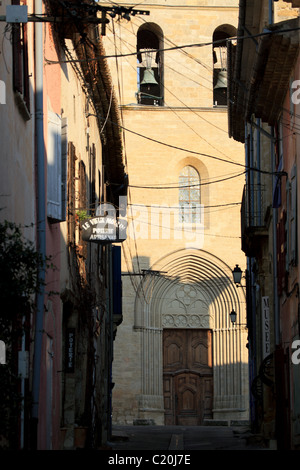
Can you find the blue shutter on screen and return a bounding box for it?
[47,111,62,220]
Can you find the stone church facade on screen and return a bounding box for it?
[102,0,249,425]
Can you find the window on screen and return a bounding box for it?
[12,0,30,118]
[137,24,163,106]
[47,112,68,221]
[179,166,201,223]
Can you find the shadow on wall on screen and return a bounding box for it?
[113,249,249,425]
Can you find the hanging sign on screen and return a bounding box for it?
[66,328,75,373]
[81,216,127,243]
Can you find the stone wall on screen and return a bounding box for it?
[103,1,249,425]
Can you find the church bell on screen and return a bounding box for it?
[214,70,227,89]
[141,68,158,86]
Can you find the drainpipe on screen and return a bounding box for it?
[271,128,280,346]
[31,0,46,449]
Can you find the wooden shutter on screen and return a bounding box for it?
[47,111,62,220]
[61,118,68,221]
[67,142,76,245]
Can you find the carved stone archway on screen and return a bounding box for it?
[134,249,249,424]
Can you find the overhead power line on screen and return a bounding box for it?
[125,171,246,190]
[85,111,284,176]
[110,119,279,176]
[45,25,300,64]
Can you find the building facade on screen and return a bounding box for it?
[0,0,127,450]
[228,0,300,449]
[102,0,249,426]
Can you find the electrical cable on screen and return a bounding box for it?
[119,169,246,186]
[128,201,241,210]
[44,25,300,63]
[125,212,242,239]
[57,6,296,246]
[100,22,299,171]
[124,171,245,189]
[60,37,283,182]
[102,27,236,166]
[107,17,300,145]
[100,116,278,175]
[111,20,148,300]
[133,14,215,74]
[107,17,214,85]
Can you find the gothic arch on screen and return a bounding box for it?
[134,248,244,329]
[134,248,248,424]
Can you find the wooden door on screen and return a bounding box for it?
[163,329,213,425]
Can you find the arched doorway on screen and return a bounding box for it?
[134,249,249,425]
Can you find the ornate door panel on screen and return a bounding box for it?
[175,372,201,425]
[163,329,213,425]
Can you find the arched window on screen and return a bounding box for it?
[137,24,163,106]
[179,166,201,223]
[213,25,236,106]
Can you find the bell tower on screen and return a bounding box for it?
[102,0,248,426]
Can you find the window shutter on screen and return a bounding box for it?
[47,111,62,220]
[67,142,76,245]
[61,118,68,221]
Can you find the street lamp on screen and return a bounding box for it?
[229,309,237,324]
[232,264,243,285]
[229,309,247,328]
[230,265,247,328]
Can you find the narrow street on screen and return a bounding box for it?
[109,425,268,451]
[1,0,300,452]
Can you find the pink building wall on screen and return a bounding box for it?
[37,22,62,450]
